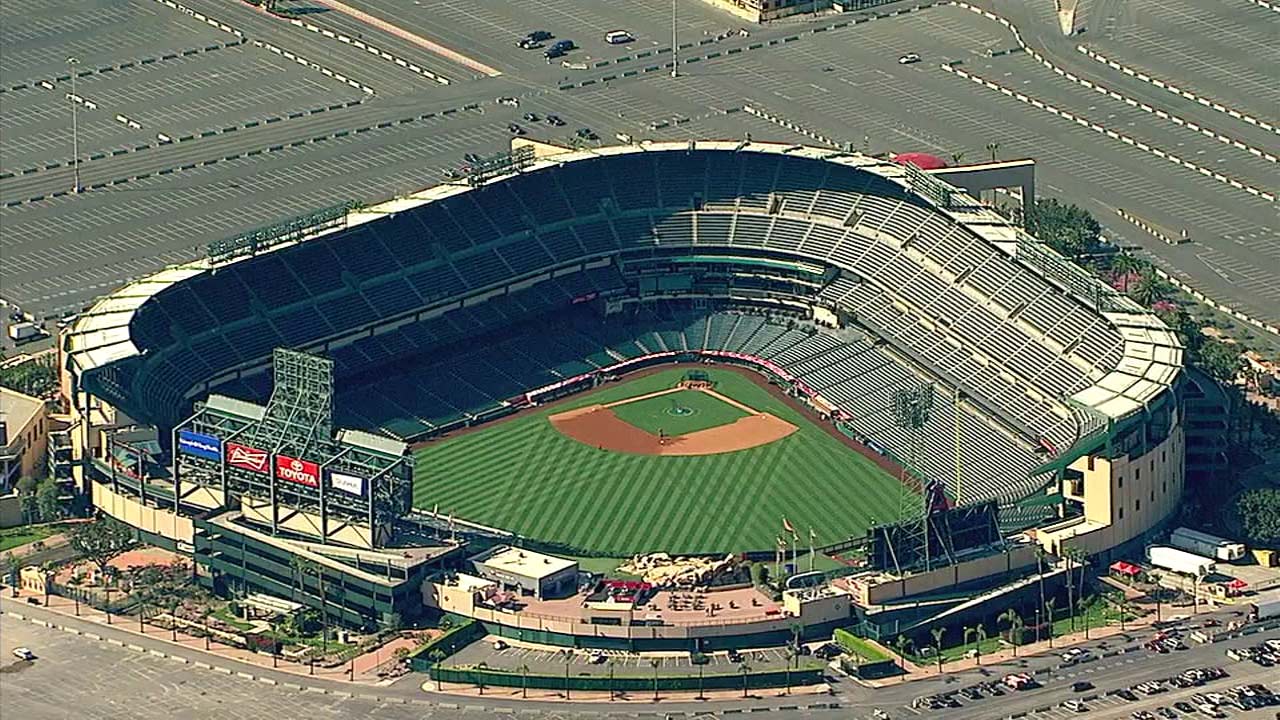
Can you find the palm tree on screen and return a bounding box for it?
[268,616,280,668]
[201,607,213,650]
[521,663,531,699]
[950,151,966,166]
[986,142,1000,163]
[606,660,614,701]
[784,647,796,694]
[430,649,446,691]
[892,635,912,677]
[930,627,946,675]
[1078,596,1093,640]
[739,661,752,698]
[650,658,661,702]
[963,626,978,664]
[975,625,988,665]
[1111,252,1141,292]
[999,609,1022,656]
[1132,268,1170,307]
[1044,598,1057,648]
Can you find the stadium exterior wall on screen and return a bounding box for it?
[1038,413,1185,561]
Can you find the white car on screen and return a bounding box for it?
[492,639,508,651]
[604,30,634,44]
[898,53,921,64]
[11,647,35,661]
[495,96,520,107]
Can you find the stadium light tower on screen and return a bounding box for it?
[67,56,82,193]
[893,384,935,567]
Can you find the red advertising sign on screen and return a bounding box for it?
[226,442,270,474]
[275,454,320,488]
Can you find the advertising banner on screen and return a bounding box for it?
[177,430,222,461]
[329,471,364,496]
[226,442,270,474]
[275,454,320,488]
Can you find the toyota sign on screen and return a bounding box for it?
[275,455,320,487]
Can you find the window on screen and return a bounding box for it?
[1136,468,1141,480]
[1119,508,1124,520]
[1087,456,1095,471]
[1136,499,1141,512]
[1118,475,1123,489]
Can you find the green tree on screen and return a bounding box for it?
[68,516,135,574]
[17,476,39,524]
[1025,198,1101,258]
[1235,488,1280,546]
[0,356,57,397]
[36,478,61,523]
[1195,339,1244,383]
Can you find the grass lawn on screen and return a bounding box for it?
[0,524,62,553]
[212,606,253,631]
[835,632,892,662]
[414,366,906,555]
[608,389,747,436]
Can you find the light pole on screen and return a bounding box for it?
[671,0,678,78]
[67,56,82,193]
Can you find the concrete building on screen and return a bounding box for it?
[469,546,579,600]
[1,387,48,492]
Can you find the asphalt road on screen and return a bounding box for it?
[2,591,1277,720]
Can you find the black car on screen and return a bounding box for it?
[1174,702,1196,713]
[1156,708,1178,719]
[1073,681,1095,693]
[814,643,842,660]
[576,127,598,140]
[961,687,984,701]
[517,30,553,48]
[545,114,565,126]
[522,112,539,122]
[507,123,525,135]
[1117,689,1140,702]
[726,649,742,663]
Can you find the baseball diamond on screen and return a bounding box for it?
[412,366,905,556]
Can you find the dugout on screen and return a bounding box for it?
[470,546,579,600]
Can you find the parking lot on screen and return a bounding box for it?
[449,635,814,679]
[0,0,1275,330]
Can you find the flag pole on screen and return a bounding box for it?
[808,528,815,572]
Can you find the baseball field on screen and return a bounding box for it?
[412,366,907,555]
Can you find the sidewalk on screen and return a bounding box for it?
[419,679,832,704]
[5,585,396,685]
[856,600,1189,688]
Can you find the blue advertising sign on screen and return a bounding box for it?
[178,430,222,461]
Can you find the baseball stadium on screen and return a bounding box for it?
[58,140,1184,641]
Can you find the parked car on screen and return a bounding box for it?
[814,643,842,660]
[898,53,921,64]
[575,127,598,140]
[544,39,575,59]
[605,30,634,44]
[495,96,520,107]
[492,639,508,651]
[1073,681,1095,693]
[522,112,539,122]
[544,114,565,126]
[507,123,525,135]
[1156,708,1178,719]
[1061,699,1087,713]
[518,30,553,48]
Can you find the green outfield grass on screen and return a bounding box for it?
[414,366,908,555]
[608,388,748,436]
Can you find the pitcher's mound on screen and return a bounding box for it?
[549,404,797,456]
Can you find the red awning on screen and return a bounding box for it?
[1110,561,1141,576]
[1227,579,1248,590]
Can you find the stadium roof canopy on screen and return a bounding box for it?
[62,140,1180,456]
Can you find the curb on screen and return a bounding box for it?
[946,2,1275,203]
[1074,45,1277,135]
[290,18,450,84]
